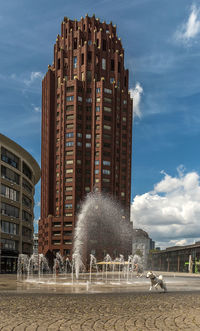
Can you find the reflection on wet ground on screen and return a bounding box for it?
[1,272,200,294]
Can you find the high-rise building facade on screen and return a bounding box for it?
[39,15,133,260]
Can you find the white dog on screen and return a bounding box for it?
[146,271,167,292]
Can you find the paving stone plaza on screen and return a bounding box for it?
[1,274,200,330]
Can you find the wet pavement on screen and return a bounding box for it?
[0,273,200,330]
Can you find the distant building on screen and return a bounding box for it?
[33,233,38,254]
[151,242,200,273]
[39,15,133,262]
[132,229,154,268]
[0,134,40,273]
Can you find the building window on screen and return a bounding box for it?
[96,97,101,103]
[1,202,19,218]
[66,132,74,138]
[22,195,32,209]
[103,178,110,183]
[65,178,73,182]
[103,160,111,166]
[65,195,73,200]
[66,169,73,174]
[66,105,74,111]
[104,88,112,94]
[103,169,110,175]
[104,97,112,103]
[66,86,74,92]
[66,95,74,102]
[65,186,72,191]
[1,221,19,235]
[77,133,82,138]
[77,142,82,147]
[111,59,114,71]
[103,125,111,130]
[66,124,74,129]
[66,115,74,121]
[85,187,90,192]
[65,204,73,209]
[103,39,106,51]
[95,160,99,165]
[96,106,100,112]
[86,71,92,82]
[110,77,115,84]
[86,143,91,148]
[1,184,19,202]
[96,88,101,93]
[78,96,82,102]
[95,170,99,174]
[88,40,92,46]
[77,160,81,165]
[66,160,73,165]
[1,147,19,169]
[123,100,127,104]
[73,56,77,68]
[66,150,73,156]
[86,134,91,139]
[22,179,33,195]
[102,58,106,70]
[66,141,74,147]
[86,97,92,103]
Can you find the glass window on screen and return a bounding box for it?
[86,134,91,139]
[86,97,92,103]
[96,106,100,112]
[103,125,111,130]
[86,143,91,148]
[96,88,101,93]
[96,97,101,103]
[77,142,82,147]
[66,95,74,102]
[66,141,74,147]
[110,77,115,84]
[1,202,19,218]
[66,115,74,121]
[103,160,111,166]
[95,169,99,174]
[73,56,77,68]
[66,169,73,174]
[23,162,32,180]
[65,204,73,209]
[66,160,73,165]
[77,133,82,138]
[66,105,74,111]
[102,58,106,70]
[1,165,20,185]
[66,132,74,138]
[103,169,110,175]
[1,147,19,169]
[104,97,112,103]
[22,195,32,209]
[104,88,112,94]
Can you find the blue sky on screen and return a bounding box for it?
[1,0,200,246]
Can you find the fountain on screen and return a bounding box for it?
[17,193,146,292]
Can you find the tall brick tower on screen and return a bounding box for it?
[38,15,133,261]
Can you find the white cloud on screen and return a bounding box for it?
[131,166,200,248]
[31,104,41,113]
[24,71,43,86]
[175,4,200,43]
[129,82,143,119]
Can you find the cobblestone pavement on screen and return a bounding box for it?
[1,291,200,330]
